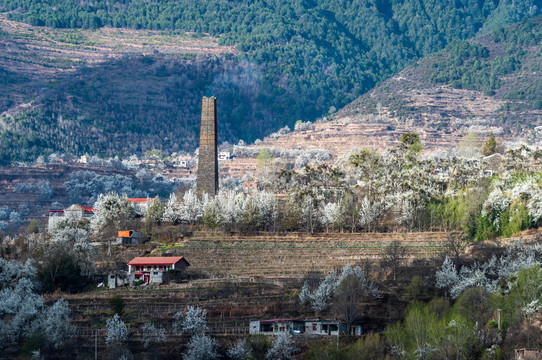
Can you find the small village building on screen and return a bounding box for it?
[480,153,504,175]
[218,151,231,161]
[244,181,259,192]
[249,319,305,335]
[127,256,190,284]
[173,156,191,168]
[108,273,127,289]
[515,348,542,360]
[116,230,142,244]
[304,320,362,336]
[250,319,362,336]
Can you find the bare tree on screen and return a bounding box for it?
[446,232,466,266]
[332,274,365,333]
[380,240,407,281]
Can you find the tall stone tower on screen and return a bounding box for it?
[197,96,218,196]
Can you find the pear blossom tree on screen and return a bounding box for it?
[0,259,75,350]
[173,306,208,335]
[173,306,219,360]
[141,323,166,349]
[265,333,298,360]
[184,334,220,360]
[106,313,128,346]
[435,242,542,299]
[227,338,252,360]
[90,192,136,236]
[43,298,75,350]
[300,264,379,312]
[162,192,182,224]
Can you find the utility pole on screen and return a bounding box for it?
[497,309,501,331]
[95,330,98,360]
[336,322,340,360]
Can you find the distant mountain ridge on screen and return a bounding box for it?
[0,0,541,164]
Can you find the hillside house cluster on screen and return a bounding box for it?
[173,156,191,168]
[249,319,362,336]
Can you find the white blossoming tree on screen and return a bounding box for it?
[141,323,166,349]
[43,298,75,349]
[227,338,252,360]
[265,333,298,360]
[106,313,128,346]
[90,192,136,236]
[173,306,208,335]
[183,334,220,360]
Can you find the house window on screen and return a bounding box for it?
[312,324,317,331]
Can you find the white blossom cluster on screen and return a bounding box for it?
[183,334,220,360]
[479,173,542,228]
[162,189,278,229]
[173,306,208,335]
[436,242,542,298]
[140,323,166,349]
[299,264,379,312]
[106,313,128,346]
[227,338,252,360]
[265,333,298,360]
[90,192,136,235]
[481,188,510,230]
[172,306,220,360]
[0,258,74,349]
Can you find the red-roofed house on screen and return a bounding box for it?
[128,256,190,283]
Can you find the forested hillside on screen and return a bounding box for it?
[341,14,542,135]
[0,0,541,163]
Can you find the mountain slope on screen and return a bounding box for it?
[0,1,541,163]
[339,15,542,140]
[243,15,542,160]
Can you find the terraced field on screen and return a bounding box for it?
[168,232,451,280]
[49,231,456,355]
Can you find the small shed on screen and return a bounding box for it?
[515,349,542,360]
[108,273,127,289]
[117,230,142,244]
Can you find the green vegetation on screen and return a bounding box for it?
[481,132,497,156]
[431,16,542,100]
[109,296,126,316]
